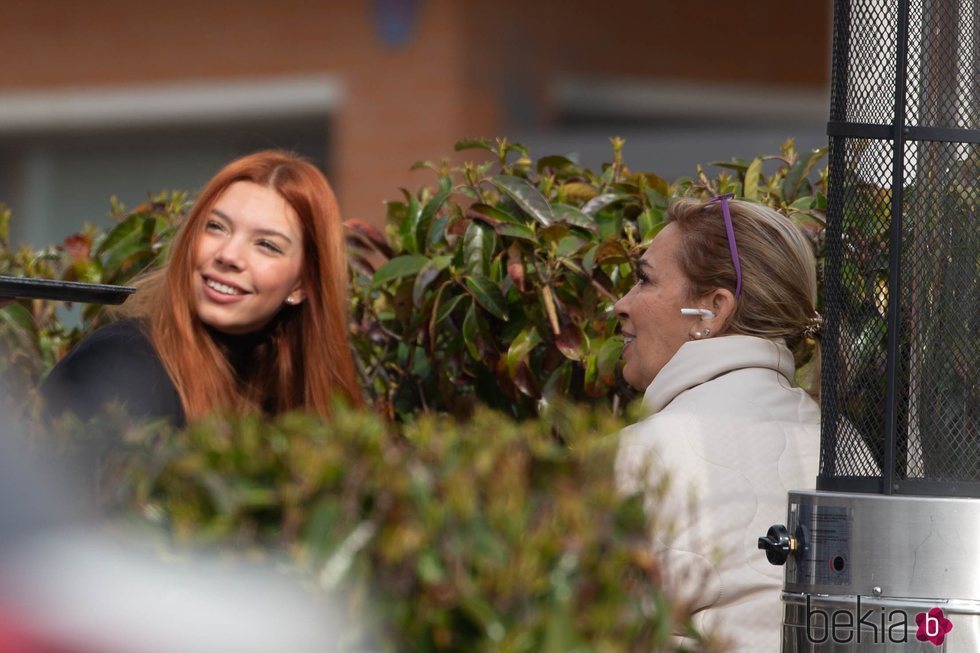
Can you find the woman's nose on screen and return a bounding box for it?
[613,292,631,320]
[214,238,245,269]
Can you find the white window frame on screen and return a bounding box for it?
[0,75,344,133]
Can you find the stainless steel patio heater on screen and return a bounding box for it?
[757,0,980,650]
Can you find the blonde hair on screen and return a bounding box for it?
[668,197,819,384]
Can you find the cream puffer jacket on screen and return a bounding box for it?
[616,335,820,652]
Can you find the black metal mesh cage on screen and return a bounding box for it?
[819,0,980,496]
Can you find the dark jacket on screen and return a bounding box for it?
[41,318,185,427]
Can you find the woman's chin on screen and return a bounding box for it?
[621,365,646,392]
[197,309,248,335]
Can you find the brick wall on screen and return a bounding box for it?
[0,0,830,226]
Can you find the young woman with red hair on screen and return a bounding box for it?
[42,150,362,426]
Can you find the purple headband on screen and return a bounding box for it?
[707,193,742,299]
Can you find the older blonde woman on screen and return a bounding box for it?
[616,195,821,651]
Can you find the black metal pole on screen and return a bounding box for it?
[818,0,852,487]
[882,0,911,495]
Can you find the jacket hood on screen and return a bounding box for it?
[642,335,796,413]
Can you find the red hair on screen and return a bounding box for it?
[128,150,362,419]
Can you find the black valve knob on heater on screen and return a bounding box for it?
[758,524,796,565]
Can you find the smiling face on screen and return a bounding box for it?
[192,181,305,335]
[614,223,697,390]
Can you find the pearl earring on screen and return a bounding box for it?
[694,327,711,339]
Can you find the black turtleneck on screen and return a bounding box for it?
[204,323,273,381]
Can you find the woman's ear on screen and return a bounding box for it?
[704,287,736,334]
[286,289,306,306]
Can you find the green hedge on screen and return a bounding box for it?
[350,138,826,421]
[0,137,827,423]
[98,402,721,652]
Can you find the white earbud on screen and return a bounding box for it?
[680,308,716,319]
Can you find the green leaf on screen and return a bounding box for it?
[467,203,520,225]
[711,158,751,173]
[581,192,630,217]
[491,175,554,227]
[782,147,827,201]
[466,276,507,320]
[536,155,581,175]
[412,255,451,306]
[417,550,446,584]
[795,358,816,391]
[511,359,538,398]
[582,352,603,397]
[462,301,480,360]
[791,210,826,229]
[495,223,536,242]
[96,214,143,258]
[561,182,599,202]
[790,196,818,210]
[538,223,571,243]
[459,595,504,637]
[303,500,342,556]
[433,291,465,325]
[384,201,407,252]
[454,138,494,153]
[141,213,158,241]
[639,171,671,197]
[0,302,34,331]
[596,336,624,386]
[372,254,430,286]
[502,140,529,158]
[541,600,578,652]
[637,207,665,240]
[555,235,585,258]
[506,326,542,376]
[542,362,572,399]
[426,214,450,250]
[463,221,495,277]
[815,190,828,210]
[0,205,10,245]
[853,317,887,371]
[743,157,763,200]
[399,190,422,254]
[551,203,596,231]
[555,320,586,361]
[582,244,598,276]
[99,221,154,279]
[417,190,452,252]
[594,240,630,265]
